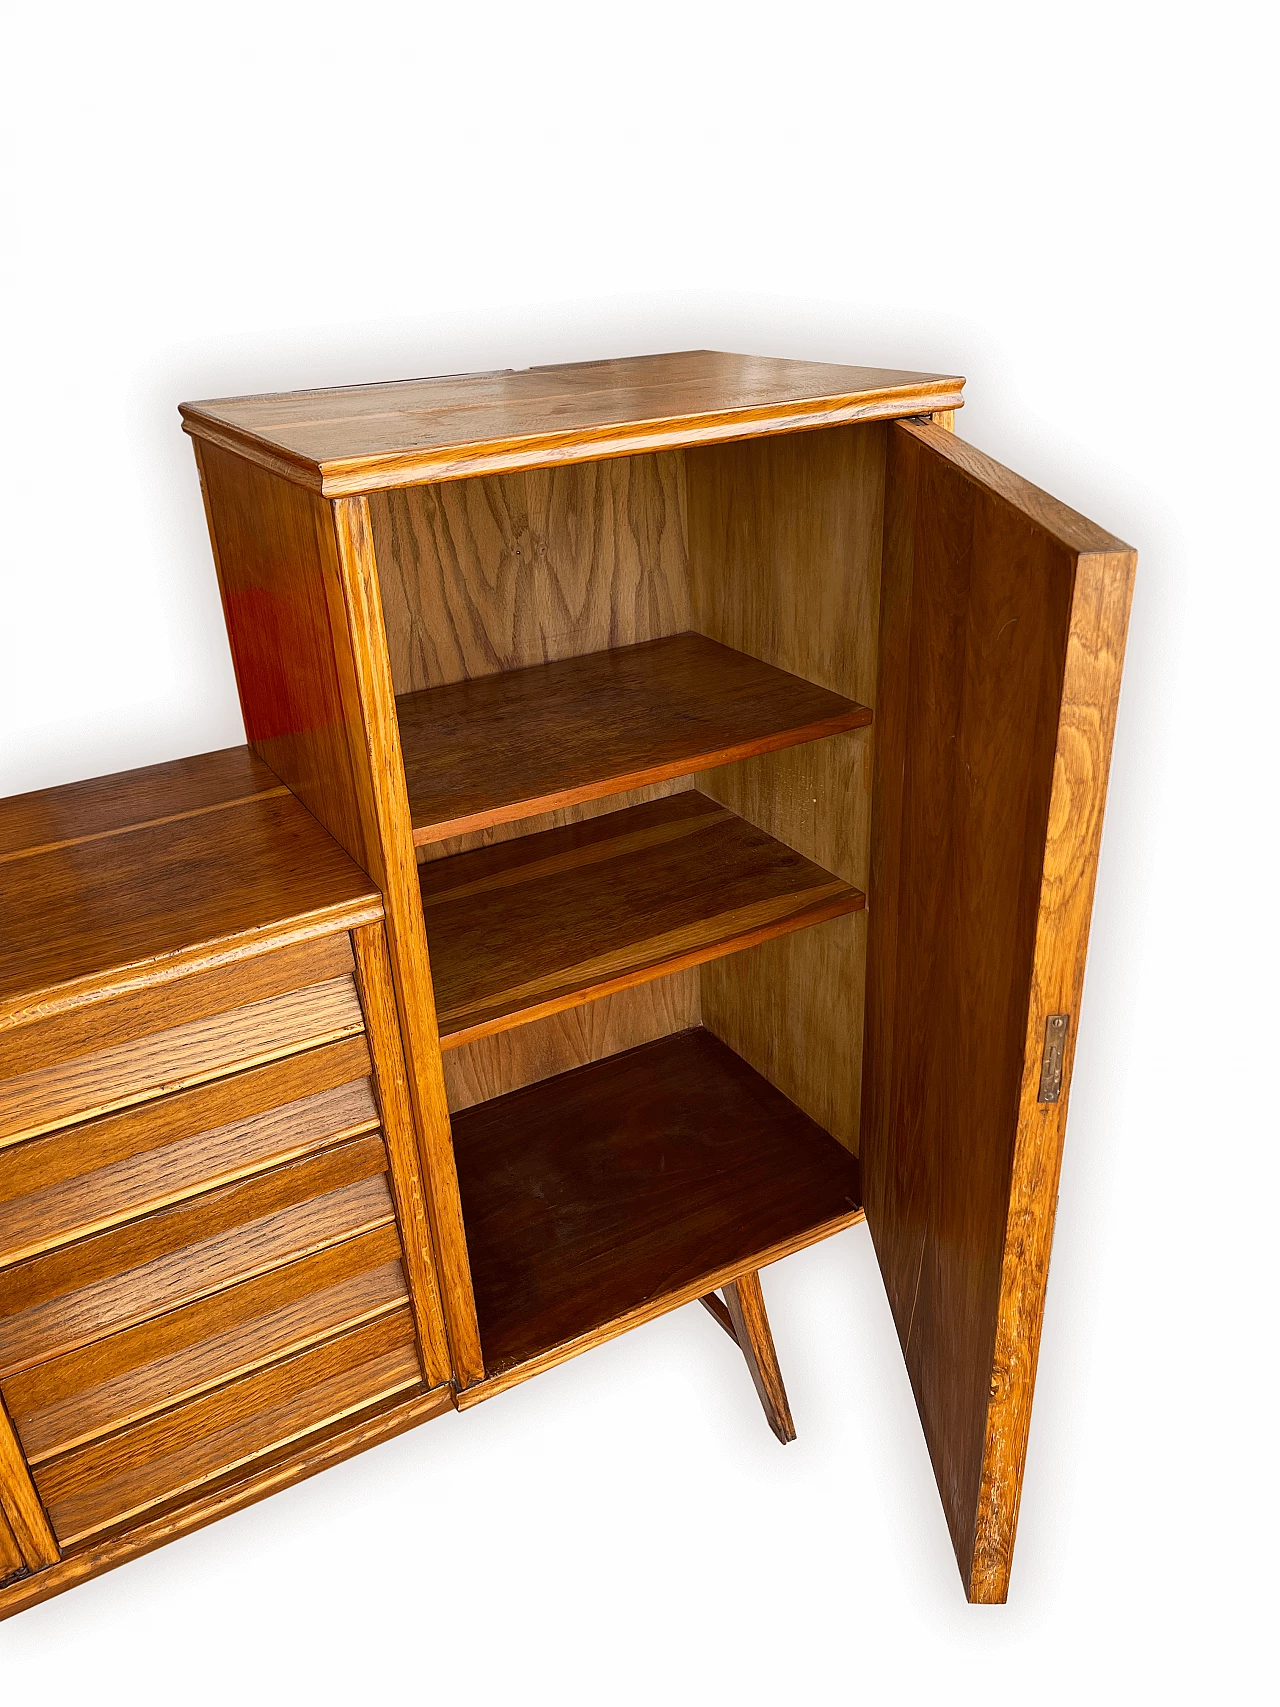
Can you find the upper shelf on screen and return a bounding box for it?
[179,349,966,495]
[397,633,872,845]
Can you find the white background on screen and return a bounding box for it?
[2,2,1275,1699]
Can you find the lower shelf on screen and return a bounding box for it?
[452,1028,864,1384]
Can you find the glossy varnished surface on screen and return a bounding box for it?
[453,1028,862,1378]
[0,747,380,1025]
[181,351,965,495]
[420,791,863,1047]
[399,633,871,844]
[862,418,1134,1601]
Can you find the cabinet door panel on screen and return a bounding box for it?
[864,418,1134,1602]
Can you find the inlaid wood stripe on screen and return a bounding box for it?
[436,884,857,1046]
[419,799,732,910]
[14,1258,408,1467]
[0,977,365,1147]
[0,1147,392,1377]
[0,1076,379,1269]
[36,1310,421,1548]
[0,788,291,866]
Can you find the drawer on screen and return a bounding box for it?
[0,1037,378,1268]
[32,1307,422,1548]
[5,1224,408,1465]
[0,935,364,1146]
[0,1135,396,1378]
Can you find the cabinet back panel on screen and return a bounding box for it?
[441,971,699,1113]
[370,453,689,694]
[688,422,886,1152]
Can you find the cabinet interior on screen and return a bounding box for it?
[365,421,887,1155]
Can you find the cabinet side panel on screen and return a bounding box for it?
[863,418,1134,1599]
[195,444,485,1386]
[193,442,379,879]
[687,423,886,1151]
[369,452,689,693]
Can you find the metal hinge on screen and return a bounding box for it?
[1037,1014,1069,1103]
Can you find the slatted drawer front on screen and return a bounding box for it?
[33,1307,422,1548]
[0,1037,378,1269]
[4,1226,406,1464]
[0,935,364,1145]
[0,1136,395,1378]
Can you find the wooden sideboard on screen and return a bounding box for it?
[0,351,1134,1612]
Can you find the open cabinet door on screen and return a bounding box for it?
[863,418,1135,1602]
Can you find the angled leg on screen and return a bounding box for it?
[701,1270,797,1444]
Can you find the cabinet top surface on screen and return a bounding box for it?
[180,349,966,495]
[0,747,381,1026]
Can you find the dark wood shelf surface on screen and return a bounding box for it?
[452,1028,864,1380]
[398,633,871,844]
[421,790,864,1050]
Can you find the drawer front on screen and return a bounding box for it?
[0,1037,378,1268]
[0,1135,395,1377]
[4,1225,407,1464]
[32,1307,421,1548]
[0,936,363,1145]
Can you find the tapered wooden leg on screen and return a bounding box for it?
[702,1270,797,1444]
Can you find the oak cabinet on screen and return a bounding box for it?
[0,351,1133,1615]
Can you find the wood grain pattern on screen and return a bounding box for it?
[0,976,365,1147]
[689,422,886,1152]
[441,972,700,1112]
[4,1227,406,1464]
[0,1395,58,1568]
[350,923,451,1388]
[371,453,689,692]
[0,761,379,1030]
[722,1272,796,1445]
[398,632,871,845]
[0,932,352,1089]
[969,513,1135,1602]
[0,1139,393,1376]
[453,1028,862,1379]
[35,1308,421,1547]
[329,497,485,1387]
[180,351,965,495]
[0,1039,377,1266]
[861,418,1134,1602]
[0,1504,21,1584]
[0,746,282,861]
[421,790,861,1048]
[0,1383,454,1620]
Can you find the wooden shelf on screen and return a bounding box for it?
[397,632,871,844]
[421,790,864,1050]
[452,1028,863,1382]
